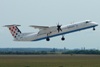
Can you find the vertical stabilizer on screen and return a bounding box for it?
[4,24,22,39]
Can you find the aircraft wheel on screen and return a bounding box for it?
[93,27,95,31]
[46,37,50,41]
[61,36,65,41]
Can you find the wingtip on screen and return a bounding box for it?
[29,25,33,27]
[29,25,37,27]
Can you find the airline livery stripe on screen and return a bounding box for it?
[32,25,97,41]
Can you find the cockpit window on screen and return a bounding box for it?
[86,20,91,23]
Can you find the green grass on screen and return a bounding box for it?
[0,55,100,67]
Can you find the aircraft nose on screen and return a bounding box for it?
[92,22,98,26]
[95,23,98,26]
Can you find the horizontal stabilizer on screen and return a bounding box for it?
[4,24,22,39]
[4,24,21,27]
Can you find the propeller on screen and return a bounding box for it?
[57,23,62,32]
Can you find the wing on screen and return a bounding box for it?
[30,25,49,30]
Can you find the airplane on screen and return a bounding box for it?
[4,20,98,41]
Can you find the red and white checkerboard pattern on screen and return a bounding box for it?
[9,26,21,38]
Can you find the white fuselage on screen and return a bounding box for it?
[15,20,98,41]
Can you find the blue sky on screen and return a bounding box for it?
[0,0,100,49]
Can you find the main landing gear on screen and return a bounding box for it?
[46,37,50,41]
[61,35,65,41]
[93,27,95,31]
[46,33,50,41]
[46,36,65,41]
[46,33,65,41]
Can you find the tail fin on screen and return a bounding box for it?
[4,24,22,39]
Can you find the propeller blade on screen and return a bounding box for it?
[57,23,62,32]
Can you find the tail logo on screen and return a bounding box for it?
[9,26,21,38]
